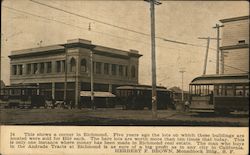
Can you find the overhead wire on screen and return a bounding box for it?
[29,0,218,51]
[5,5,243,72]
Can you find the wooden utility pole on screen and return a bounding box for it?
[64,50,68,102]
[145,0,162,119]
[198,37,217,75]
[179,69,185,101]
[90,50,95,110]
[213,24,223,74]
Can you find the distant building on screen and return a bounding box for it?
[220,16,249,74]
[9,38,142,106]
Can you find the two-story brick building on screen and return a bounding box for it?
[9,38,142,106]
[220,16,249,74]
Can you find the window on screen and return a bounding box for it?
[18,65,23,75]
[12,65,17,75]
[238,40,245,44]
[80,59,87,72]
[62,60,65,72]
[40,63,44,74]
[235,86,244,96]
[119,65,123,76]
[111,64,116,75]
[70,58,76,72]
[47,62,52,73]
[125,66,128,77]
[96,62,102,74]
[33,63,38,74]
[131,65,136,78]
[104,63,109,75]
[56,61,61,72]
[27,64,31,74]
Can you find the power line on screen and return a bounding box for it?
[3,5,217,61]
[29,0,216,50]
[3,6,220,76]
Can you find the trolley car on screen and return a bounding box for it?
[0,84,46,108]
[116,85,174,110]
[189,74,249,113]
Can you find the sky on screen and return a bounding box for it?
[1,0,249,90]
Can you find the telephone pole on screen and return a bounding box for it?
[145,0,162,119]
[179,69,185,101]
[198,37,217,75]
[213,24,223,74]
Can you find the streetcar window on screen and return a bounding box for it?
[235,86,244,96]
[245,86,249,96]
[226,85,234,96]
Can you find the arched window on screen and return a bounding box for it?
[80,59,87,72]
[70,57,76,72]
[131,66,136,78]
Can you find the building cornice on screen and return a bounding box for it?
[220,44,249,50]
[220,16,249,23]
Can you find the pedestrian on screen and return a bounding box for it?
[184,100,190,112]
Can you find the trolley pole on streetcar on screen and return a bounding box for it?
[145,0,161,119]
[179,69,185,101]
[198,37,217,75]
[213,24,223,75]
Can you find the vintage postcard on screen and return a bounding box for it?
[0,0,249,154]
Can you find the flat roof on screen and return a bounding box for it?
[10,38,142,58]
[220,16,249,23]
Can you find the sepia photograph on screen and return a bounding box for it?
[1,1,249,155]
[0,0,249,127]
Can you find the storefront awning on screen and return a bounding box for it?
[80,91,116,97]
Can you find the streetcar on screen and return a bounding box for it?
[189,74,249,113]
[0,84,46,109]
[115,85,174,110]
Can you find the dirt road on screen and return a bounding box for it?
[0,108,248,126]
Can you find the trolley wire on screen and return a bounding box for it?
[3,5,245,73]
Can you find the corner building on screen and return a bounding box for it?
[9,39,142,106]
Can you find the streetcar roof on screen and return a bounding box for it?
[116,85,169,91]
[190,73,249,85]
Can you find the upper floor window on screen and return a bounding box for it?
[47,62,52,73]
[125,66,128,77]
[119,65,123,76]
[40,63,44,74]
[131,65,136,78]
[80,59,87,72]
[111,64,117,75]
[62,60,65,72]
[12,65,17,75]
[238,40,245,44]
[27,64,31,74]
[96,62,102,74]
[18,65,23,75]
[70,57,76,72]
[56,61,61,72]
[33,63,38,74]
[104,63,109,75]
